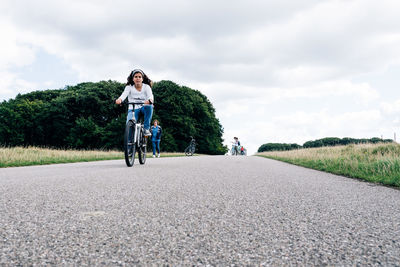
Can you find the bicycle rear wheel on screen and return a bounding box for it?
[138,130,147,164]
[124,120,136,167]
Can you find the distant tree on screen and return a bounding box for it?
[0,101,25,146]
[303,140,323,148]
[257,143,301,152]
[258,137,394,152]
[152,80,226,154]
[320,137,341,146]
[290,143,302,150]
[303,137,393,148]
[341,137,356,145]
[65,116,103,149]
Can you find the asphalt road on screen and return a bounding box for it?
[1,156,399,265]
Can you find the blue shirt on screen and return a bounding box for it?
[151,126,161,141]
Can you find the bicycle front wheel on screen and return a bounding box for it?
[124,120,136,167]
[184,146,191,156]
[138,131,147,164]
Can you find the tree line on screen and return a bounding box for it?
[258,137,394,152]
[0,80,227,155]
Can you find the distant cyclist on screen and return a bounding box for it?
[115,69,154,136]
[151,119,162,158]
[231,137,240,155]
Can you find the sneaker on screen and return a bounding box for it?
[144,129,151,136]
[152,155,155,158]
[157,154,160,158]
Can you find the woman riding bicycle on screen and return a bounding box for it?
[115,69,154,136]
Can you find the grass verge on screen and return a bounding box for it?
[0,147,185,168]
[256,143,400,187]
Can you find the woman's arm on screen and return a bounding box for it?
[145,84,154,104]
[115,86,130,104]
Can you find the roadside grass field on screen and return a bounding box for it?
[256,143,400,187]
[0,147,185,168]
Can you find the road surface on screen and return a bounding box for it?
[1,156,399,265]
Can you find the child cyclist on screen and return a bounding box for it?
[115,69,153,136]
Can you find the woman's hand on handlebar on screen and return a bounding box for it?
[116,99,151,105]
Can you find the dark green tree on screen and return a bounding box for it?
[152,80,226,154]
[258,137,394,152]
[257,143,301,152]
[0,80,227,154]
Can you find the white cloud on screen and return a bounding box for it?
[3,0,400,87]
[381,99,400,115]
[0,21,36,69]
[274,109,382,133]
[0,71,38,100]
[193,79,379,108]
[285,80,380,104]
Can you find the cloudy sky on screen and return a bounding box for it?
[1,0,400,154]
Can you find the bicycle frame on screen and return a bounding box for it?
[130,102,147,139]
[185,137,196,156]
[123,101,148,166]
[231,143,240,155]
[133,122,142,146]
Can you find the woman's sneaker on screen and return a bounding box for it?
[157,153,160,158]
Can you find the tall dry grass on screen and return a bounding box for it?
[0,147,187,168]
[256,143,400,187]
[0,147,123,167]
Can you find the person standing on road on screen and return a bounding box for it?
[231,137,240,155]
[115,69,154,136]
[151,119,162,158]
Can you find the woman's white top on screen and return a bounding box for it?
[119,83,154,110]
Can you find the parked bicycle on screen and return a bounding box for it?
[124,102,148,167]
[185,136,196,156]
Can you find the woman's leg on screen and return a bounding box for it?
[126,109,134,123]
[156,140,160,154]
[152,141,157,155]
[134,108,140,122]
[142,105,153,130]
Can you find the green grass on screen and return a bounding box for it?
[0,147,185,168]
[256,143,400,187]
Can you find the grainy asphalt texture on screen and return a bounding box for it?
[1,156,399,265]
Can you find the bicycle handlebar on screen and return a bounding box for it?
[127,102,147,105]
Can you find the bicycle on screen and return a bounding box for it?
[123,102,148,167]
[184,136,196,156]
[231,142,239,156]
